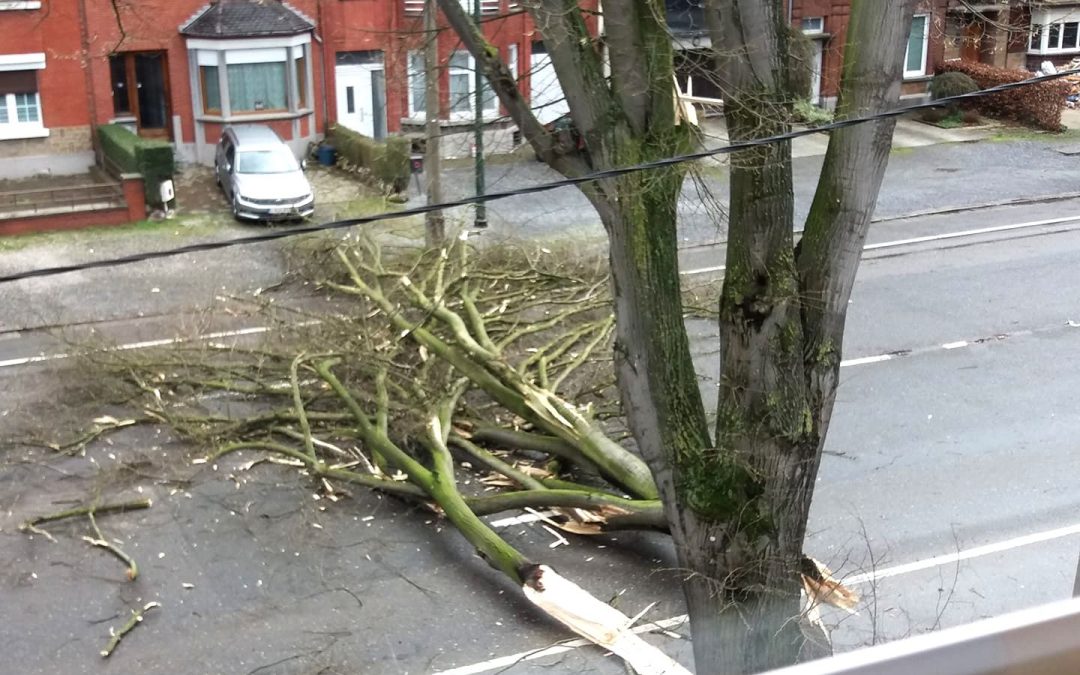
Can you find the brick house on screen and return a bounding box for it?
[943,1,1080,72]
[666,0,952,108]
[0,0,551,179]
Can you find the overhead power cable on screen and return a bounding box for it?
[1,67,1077,286]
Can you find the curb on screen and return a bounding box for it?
[871,191,1080,224]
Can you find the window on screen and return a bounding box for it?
[408,51,425,117]
[404,0,498,15]
[228,62,287,112]
[201,65,221,114]
[904,15,929,78]
[110,56,132,115]
[193,43,310,117]
[295,55,307,109]
[801,17,824,34]
[0,67,46,139]
[448,50,497,119]
[1029,12,1080,53]
[449,52,472,114]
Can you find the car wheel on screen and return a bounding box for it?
[213,163,221,187]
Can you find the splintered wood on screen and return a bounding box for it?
[522,565,690,675]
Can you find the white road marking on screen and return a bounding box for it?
[860,215,1080,251]
[679,214,1080,277]
[0,323,316,370]
[680,264,726,275]
[440,521,1080,675]
[942,341,968,350]
[838,354,893,368]
[844,521,1080,585]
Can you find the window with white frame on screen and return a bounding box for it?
[407,50,426,118]
[448,50,497,119]
[0,53,47,140]
[189,36,311,118]
[403,0,498,15]
[904,14,929,78]
[1030,10,1080,54]
[801,17,824,34]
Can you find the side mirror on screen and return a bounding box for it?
[301,159,308,170]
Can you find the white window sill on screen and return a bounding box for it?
[903,72,930,81]
[0,125,49,140]
[1028,49,1080,56]
[401,113,504,126]
[195,109,312,123]
[0,1,43,10]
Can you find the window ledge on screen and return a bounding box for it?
[0,125,49,141]
[1028,49,1080,56]
[0,1,43,10]
[400,114,508,127]
[903,74,932,83]
[196,109,312,123]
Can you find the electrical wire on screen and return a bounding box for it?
[1,67,1077,286]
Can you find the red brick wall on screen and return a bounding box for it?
[122,176,147,221]
[0,207,134,237]
[2,2,92,134]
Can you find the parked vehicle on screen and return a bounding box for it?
[214,125,315,222]
[535,113,585,163]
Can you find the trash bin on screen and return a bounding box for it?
[316,144,337,167]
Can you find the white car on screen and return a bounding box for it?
[214,125,314,222]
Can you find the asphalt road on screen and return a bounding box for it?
[2,143,1080,673]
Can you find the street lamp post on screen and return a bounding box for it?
[472,0,487,229]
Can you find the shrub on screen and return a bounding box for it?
[921,106,949,123]
[930,71,979,102]
[328,125,410,193]
[97,124,176,207]
[793,99,833,127]
[939,61,1068,131]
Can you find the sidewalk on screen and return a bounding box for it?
[700,113,998,160]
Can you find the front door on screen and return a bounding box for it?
[961,21,984,62]
[335,64,386,139]
[109,51,170,138]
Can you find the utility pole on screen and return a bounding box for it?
[424,0,444,246]
[472,0,487,229]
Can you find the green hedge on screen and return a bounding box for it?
[97,124,176,206]
[328,125,410,193]
[939,61,1068,131]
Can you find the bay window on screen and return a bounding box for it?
[189,37,312,119]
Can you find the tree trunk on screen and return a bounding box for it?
[677,1,916,671]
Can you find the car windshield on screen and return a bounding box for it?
[236,148,298,174]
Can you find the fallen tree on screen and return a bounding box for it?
[99,238,853,672]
